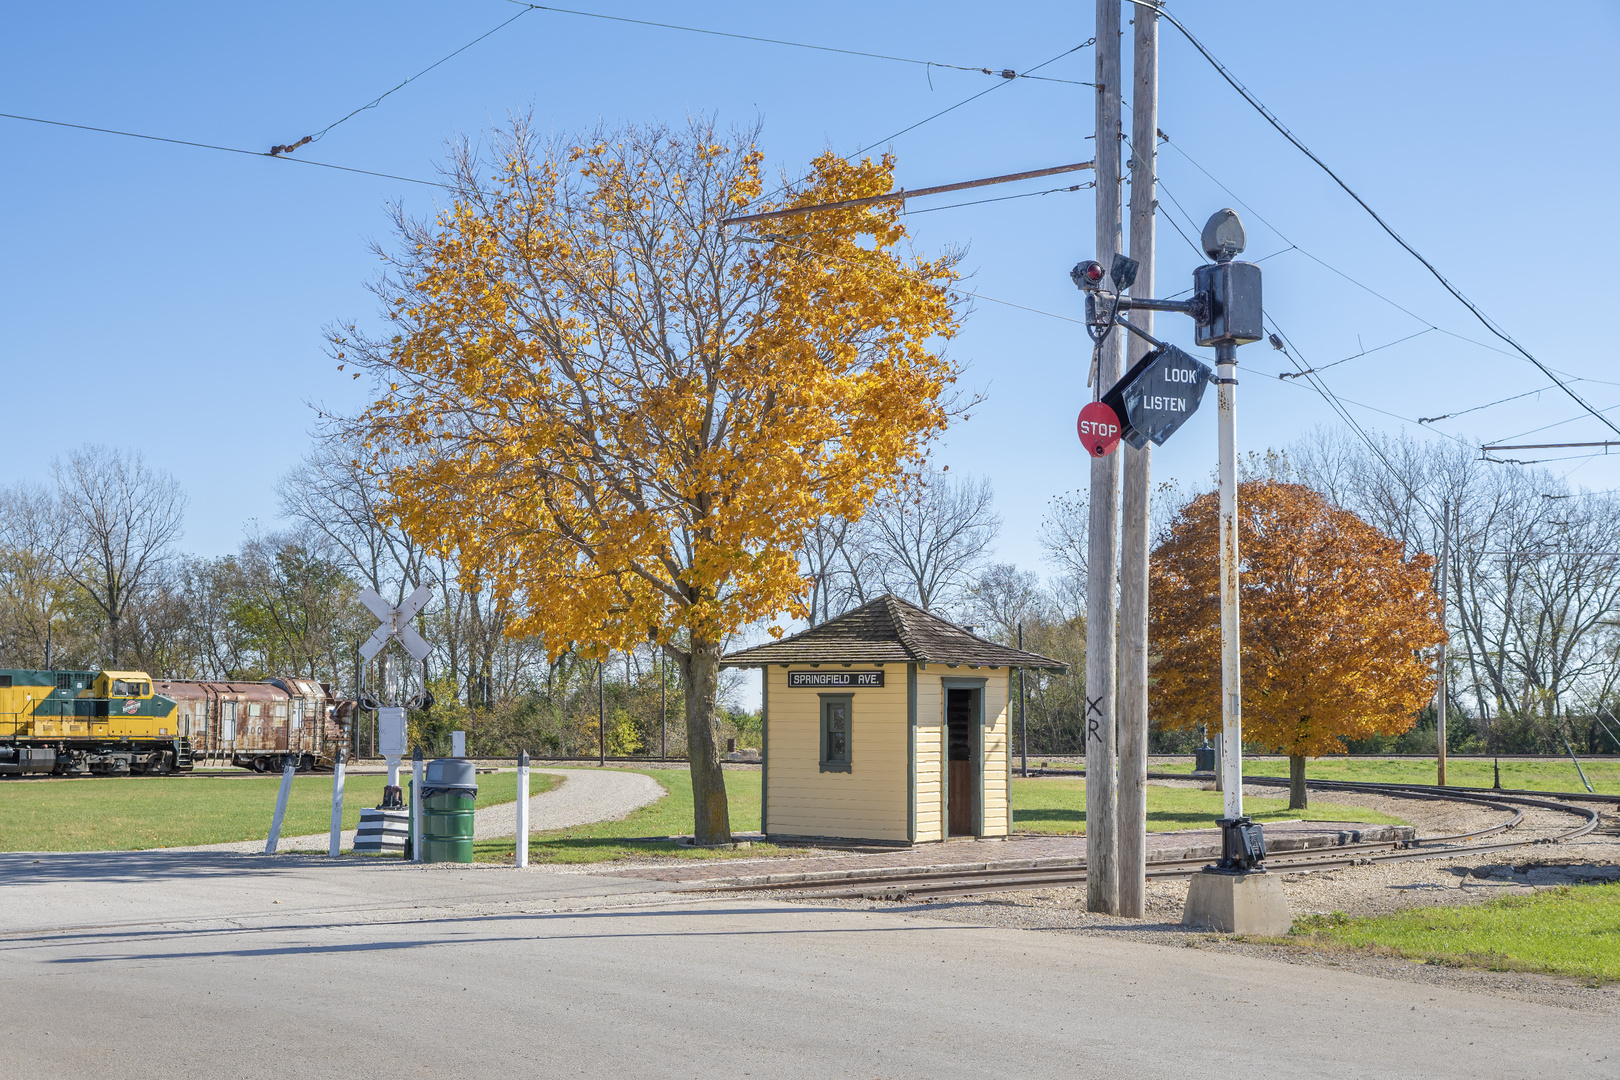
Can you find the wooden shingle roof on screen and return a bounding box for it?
[722,594,1068,671]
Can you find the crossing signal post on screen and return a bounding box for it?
[1075,208,1289,930]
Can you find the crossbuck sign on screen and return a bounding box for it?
[359,585,433,664]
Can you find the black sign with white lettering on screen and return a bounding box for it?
[1100,344,1213,450]
[789,670,885,688]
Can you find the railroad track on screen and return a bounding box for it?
[701,781,1601,902]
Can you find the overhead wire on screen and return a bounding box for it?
[0,110,449,188]
[1133,0,1620,438]
[901,181,1092,216]
[272,7,533,155]
[502,1,1094,85]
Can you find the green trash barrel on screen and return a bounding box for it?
[420,758,478,863]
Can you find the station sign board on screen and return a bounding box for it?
[789,671,885,688]
[1100,344,1214,450]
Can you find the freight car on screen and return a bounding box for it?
[0,668,352,777]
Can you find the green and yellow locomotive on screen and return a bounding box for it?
[0,668,348,776]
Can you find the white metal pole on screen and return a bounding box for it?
[1216,341,1243,820]
[1084,0,1123,917]
[328,746,346,856]
[1117,0,1159,921]
[265,757,298,855]
[1437,500,1450,787]
[516,750,530,868]
[410,746,425,863]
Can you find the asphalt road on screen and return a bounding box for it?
[2,851,1615,1079]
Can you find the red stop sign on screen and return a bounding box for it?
[1077,401,1122,457]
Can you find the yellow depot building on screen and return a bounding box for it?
[723,595,1067,845]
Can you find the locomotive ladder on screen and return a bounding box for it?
[175,737,194,770]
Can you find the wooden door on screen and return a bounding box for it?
[947,688,974,836]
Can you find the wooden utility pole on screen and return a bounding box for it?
[1085,0,1123,915]
[1437,500,1450,786]
[1117,0,1158,920]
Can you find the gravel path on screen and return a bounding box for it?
[781,783,1620,1009]
[167,767,665,853]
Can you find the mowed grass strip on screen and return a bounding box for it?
[474,767,779,864]
[1152,757,1620,795]
[1011,777,1404,833]
[0,770,550,852]
[1290,884,1620,984]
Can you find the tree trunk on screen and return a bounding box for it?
[682,635,732,844]
[1288,753,1307,811]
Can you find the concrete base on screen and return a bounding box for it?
[1182,869,1292,935]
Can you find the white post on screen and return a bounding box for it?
[265,757,298,855]
[1216,341,1243,820]
[452,730,466,758]
[328,746,347,857]
[410,746,425,863]
[1437,500,1450,787]
[515,750,530,868]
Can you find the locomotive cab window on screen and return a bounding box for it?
[110,679,149,697]
[819,694,852,772]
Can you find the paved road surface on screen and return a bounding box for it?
[1,850,1613,1079]
[176,767,665,853]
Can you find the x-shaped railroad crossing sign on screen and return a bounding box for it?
[359,584,433,664]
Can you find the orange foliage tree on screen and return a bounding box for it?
[333,118,963,842]
[1149,480,1444,807]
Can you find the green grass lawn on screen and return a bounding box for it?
[1151,757,1620,795]
[1290,884,1620,984]
[0,769,552,852]
[472,769,1404,866]
[474,767,779,865]
[1011,777,1404,833]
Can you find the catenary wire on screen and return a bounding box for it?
[272,7,533,155]
[902,181,1092,216]
[502,1,1094,85]
[0,111,449,188]
[1132,0,1620,438]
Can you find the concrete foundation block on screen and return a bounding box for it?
[1182,869,1292,935]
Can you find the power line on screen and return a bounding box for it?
[1136,0,1620,439]
[0,111,448,188]
[903,181,1092,216]
[722,160,1094,225]
[503,1,1094,85]
[747,41,1092,211]
[273,7,532,155]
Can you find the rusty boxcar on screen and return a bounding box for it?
[155,677,350,772]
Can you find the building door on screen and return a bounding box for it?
[946,688,976,836]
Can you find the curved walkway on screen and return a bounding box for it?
[173,767,666,853]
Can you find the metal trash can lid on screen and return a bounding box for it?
[425,758,478,789]
[421,786,477,799]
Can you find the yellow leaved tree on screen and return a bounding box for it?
[334,118,964,842]
[1150,480,1445,808]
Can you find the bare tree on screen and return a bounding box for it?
[865,471,1000,614]
[52,446,186,665]
[969,563,1047,645]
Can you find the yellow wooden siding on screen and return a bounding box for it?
[982,671,1011,836]
[765,666,910,841]
[914,673,943,842]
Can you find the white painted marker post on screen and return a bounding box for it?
[515,750,530,869]
[410,746,425,864]
[451,730,466,758]
[265,757,298,855]
[328,746,347,857]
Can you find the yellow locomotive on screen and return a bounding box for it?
[0,668,349,776]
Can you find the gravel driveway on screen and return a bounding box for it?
[171,767,665,853]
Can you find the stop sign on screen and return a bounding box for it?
[1077,400,1122,457]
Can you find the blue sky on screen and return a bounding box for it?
[4,1,1618,577]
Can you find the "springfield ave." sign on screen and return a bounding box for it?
[789,671,885,688]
